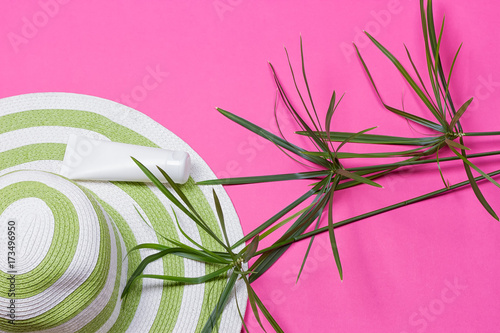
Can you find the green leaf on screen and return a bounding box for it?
[145,164,227,250]
[424,0,462,129]
[137,265,230,284]
[233,181,323,247]
[335,127,378,159]
[460,157,499,221]
[325,89,338,161]
[450,147,500,190]
[449,97,473,130]
[127,243,170,253]
[304,145,432,159]
[234,288,250,333]
[282,44,321,135]
[249,181,331,282]
[296,173,332,282]
[445,138,470,151]
[201,272,239,333]
[300,36,322,130]
[355,43,444,132]
[132,158,206,231]
[269,62,332,156]
[121,248,166,298]
[297,130,441,146]
[296,216,321,283]
[295,208,325,283]
[242,276,267,332]
[258,206,311,241]
[253,289,284,332]
[421,0,448,122]
[327,175,343,280]
[126,242,228,265]
[404,44,436,108]
[243,236,260,263]
[436,149,450,189]
[197,171,330,186]
[325,90,337,141]
[122,247,204,298]
[452,138,500,220]
[244,277,284,333]
[443,43,463,126]
[217,108,331,168]
[336,169,383,188]
[157,166,206,226]
[213,189,230,247]
[363,31,447,130]
[170,210,231,264]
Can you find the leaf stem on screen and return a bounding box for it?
[347,150,500,172]
[254,168,500,256]
[463,131,500,137]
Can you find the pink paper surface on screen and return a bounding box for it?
[1,1,499,332]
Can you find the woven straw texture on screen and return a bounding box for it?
[0,93,247,333]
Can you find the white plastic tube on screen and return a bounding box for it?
[60,134,191,184]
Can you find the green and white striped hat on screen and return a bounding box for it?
[0,93,247,333]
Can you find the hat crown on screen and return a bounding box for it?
[0,171,120,332]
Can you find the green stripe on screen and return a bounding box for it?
[76,200,123,333]
[0,143,66,171]
[0,110,156,147]
[0,109,231,332]
[100,200,142,333]
[180,179,227,333]
[0,182,79,297]
[115,182,184,333]
[0,179,112,331]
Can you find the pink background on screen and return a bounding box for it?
[1,0,500,332]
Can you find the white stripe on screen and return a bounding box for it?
[0,127,109,153]
[0,171,106,321]
[82,181,164,332]
[0,160,62,177]
[145,183,206,333]
[0,93,247,332]
[34,205,120,333]
[97,223,129,333]
[0,198,54,274]
[0,152,208,332]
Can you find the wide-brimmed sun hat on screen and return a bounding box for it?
[0,93,247,332]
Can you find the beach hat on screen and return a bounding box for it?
[0,93,247,332]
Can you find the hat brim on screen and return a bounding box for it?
[0,92,247,332]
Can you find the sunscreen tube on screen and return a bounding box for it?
[60,134,191,184]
